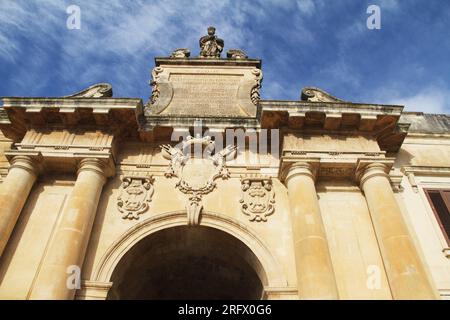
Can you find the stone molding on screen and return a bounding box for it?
[4,149,115,177]
[262,287,299,300]
[401,166,450,177]
[75,281,113,300]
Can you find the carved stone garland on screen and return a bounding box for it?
[250,68,263,105]
[117,175,155,220]
[161,135,236,226]
[149,66,164,104]
[240,176,275,222]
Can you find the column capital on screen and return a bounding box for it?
[9,154,43,176]
[281,160,319,185]
[77,158,108,179]
[355,159,394,189]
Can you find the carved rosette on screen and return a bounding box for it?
[250,69,263,105]
[161,135,236,226]
[240,176,275,222]
[117,175,155,220]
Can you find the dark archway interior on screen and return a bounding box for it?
[107,226,265,300]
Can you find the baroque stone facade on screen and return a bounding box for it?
[0,28,449,300]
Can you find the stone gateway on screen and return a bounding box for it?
[0,27,449,300]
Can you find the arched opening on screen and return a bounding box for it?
[107,225,266,299]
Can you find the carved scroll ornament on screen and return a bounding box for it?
[300,87,345,103]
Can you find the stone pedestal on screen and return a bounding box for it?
[29,158,107,300]
[358,162,437,299]
[284,162,338,299]
[0,156,40,257]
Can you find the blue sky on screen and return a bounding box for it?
[1,0,449,114]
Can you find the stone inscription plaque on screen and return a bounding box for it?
[148,63,261,117]
[164,73,243,116]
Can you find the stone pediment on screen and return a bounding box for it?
[145,58,262,118]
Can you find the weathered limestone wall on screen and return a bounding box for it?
[392,132,450,299]
[317,181,392,299]
[396,136,450,167]
[0,178,74,299]
[80,142,298,296]
[0,113,447,299]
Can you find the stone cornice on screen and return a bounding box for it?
[401,166,450,176]
[155,57,261,68]
[0,97,143,141]
[260,100,408,152]
[260,100,404,115]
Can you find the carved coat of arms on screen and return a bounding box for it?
[240,176,275,222]
[117,175,154,220]
[161,135,236,226]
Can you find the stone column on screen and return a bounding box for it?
[29,158,107,300]
[358,162,437,299]
[0,155,40,257]
[284,162,338,299]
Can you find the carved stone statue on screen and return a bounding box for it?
[199,26,224,58]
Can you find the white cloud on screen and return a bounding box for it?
[387,87,450,114]
[378,0,400,11]
[318,59,361,89]
[296,0,316,15]
[0,0,320,96]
